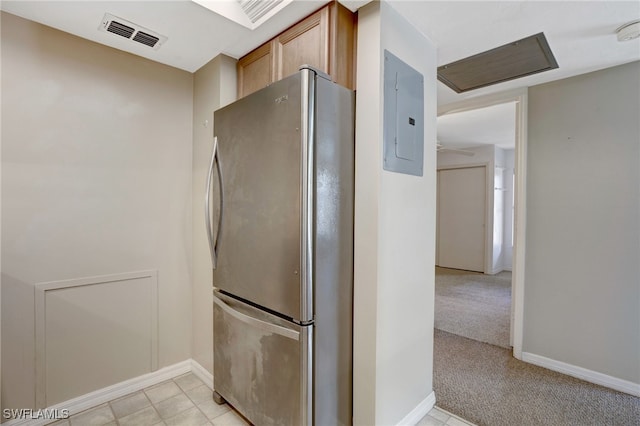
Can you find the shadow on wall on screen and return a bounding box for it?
[2,273,36,413]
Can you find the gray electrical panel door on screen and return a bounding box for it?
[383,50,424,176]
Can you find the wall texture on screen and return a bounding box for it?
[524,61,640,385]
[353,2,437,424]
[1,12,193,410]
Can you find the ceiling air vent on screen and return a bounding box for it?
[238,0,285,24]
[438,32,558,93]
[98,13,167,50]
[106,21,134,39]
[133,31,160,48]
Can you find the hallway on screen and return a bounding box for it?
[433,268,639,425]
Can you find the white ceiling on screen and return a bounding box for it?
[437,102,517,150]
[390,1,640,106]
[2,1,638,106]
[2,0,639,150]
[388,1,639,152]
[0,0,331,73]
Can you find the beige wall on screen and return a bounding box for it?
[1,12,193,410]
[353,2,437,424]
[0,9,3,411]
[524,61,640,385]
[192,55,237,376]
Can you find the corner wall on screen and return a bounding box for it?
[1,12,194,410]
[0,9,3,411]
[353,2,437,424]
[524,61,640,387]
[192,55,237,376]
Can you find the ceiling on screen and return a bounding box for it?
[390,1,640,106]
[437,102,517,150]
[0,0,333,73]
[389,1,639,151]
[2,0,639,150]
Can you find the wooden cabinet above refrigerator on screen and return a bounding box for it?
[237,1,356,98]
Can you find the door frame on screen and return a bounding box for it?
[438,87,528,359]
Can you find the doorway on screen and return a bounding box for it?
[436,89,527,354]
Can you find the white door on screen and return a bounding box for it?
[437,166,486,272]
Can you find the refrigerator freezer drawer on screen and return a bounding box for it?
[213,291,312,426]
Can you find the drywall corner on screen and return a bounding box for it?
[354,1,437,424]
[192,54,237,375]
[353,2,382,424]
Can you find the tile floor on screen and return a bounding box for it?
[49,373,247,426]
[49,373,474,426]
[417,407,475,426]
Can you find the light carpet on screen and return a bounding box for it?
[435,267,511,348]
[434,329,640,426]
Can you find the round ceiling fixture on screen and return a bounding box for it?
[616,20,640,42]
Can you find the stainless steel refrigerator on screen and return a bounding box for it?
[205,67,354,426]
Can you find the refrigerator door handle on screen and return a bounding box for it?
[213,296,300,341]
[205,136,224,269]
[300,68,315,321]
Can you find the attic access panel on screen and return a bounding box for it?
[438,32,558,93]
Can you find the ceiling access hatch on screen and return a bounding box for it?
[438,32,558,93]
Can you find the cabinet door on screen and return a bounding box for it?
[237,42,274,98]
[274,7,329,81]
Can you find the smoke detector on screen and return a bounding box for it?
[616,20,640,42]
[98,13,167,50]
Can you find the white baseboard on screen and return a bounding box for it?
[522,352,640,397]
[3,360,192,426]
[190,359,213,390]
[396,391,436,426]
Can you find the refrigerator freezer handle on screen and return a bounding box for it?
[205,136,224,269]
[213,296,300,341]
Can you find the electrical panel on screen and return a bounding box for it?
[383,50,424,176]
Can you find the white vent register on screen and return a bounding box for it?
[98,13,167,50]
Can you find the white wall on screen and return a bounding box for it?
[524,61,640,385]
[192,55,237,375]
[492,147,506,273]
[503,149,515,270]
[1,12,193,410]
[353,2,437,424]
[0,10,3,410]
